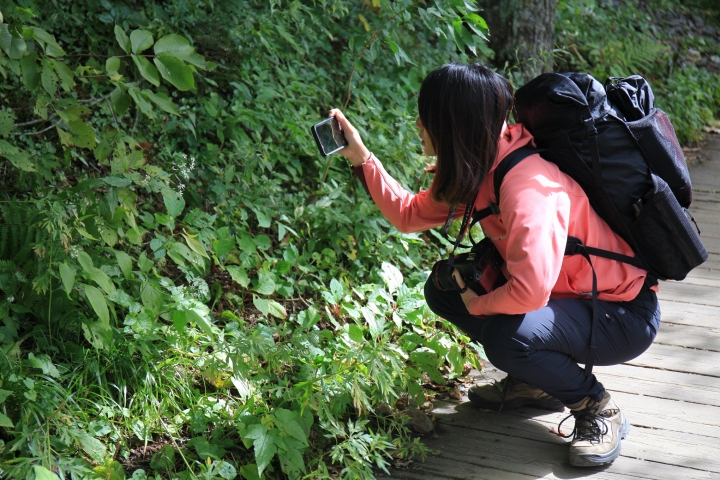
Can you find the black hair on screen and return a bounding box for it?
[418,63,514,205]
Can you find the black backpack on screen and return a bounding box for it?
[463,72,708,375]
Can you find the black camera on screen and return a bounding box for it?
[431,238,507,295]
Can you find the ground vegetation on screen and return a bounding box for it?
[0,0,718,479]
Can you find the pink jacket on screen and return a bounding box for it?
[353,123,651,316]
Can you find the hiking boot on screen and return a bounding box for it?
[559,391,630,467]
[468,376,565,412]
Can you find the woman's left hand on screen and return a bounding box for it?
[453,269,478,308]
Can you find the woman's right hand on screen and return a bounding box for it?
[329,108,371,167]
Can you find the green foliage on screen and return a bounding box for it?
[0,0,488,478]
[555,0,720,144]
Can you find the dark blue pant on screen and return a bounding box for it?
[424,278,661,405]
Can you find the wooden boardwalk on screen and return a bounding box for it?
[390,136,720,480]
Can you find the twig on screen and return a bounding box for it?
[106,98,120,128]
[131,106,140,135]
[13,114,58,128]
[9,120,61,136]
[343,2,416,109]
[11,92,114,131]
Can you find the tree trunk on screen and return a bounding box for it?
[477,0,558,83]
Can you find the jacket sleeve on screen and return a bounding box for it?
[352,154,458,233]
[467,160,571,316]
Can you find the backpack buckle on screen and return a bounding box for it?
[582,108,598,137]
[583,116,598,138]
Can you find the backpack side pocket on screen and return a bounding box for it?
[629,174,707,280]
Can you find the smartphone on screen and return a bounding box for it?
[311,117,348,156]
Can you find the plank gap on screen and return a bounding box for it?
[621,361,720,379]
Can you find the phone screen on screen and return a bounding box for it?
[311,117,348,156]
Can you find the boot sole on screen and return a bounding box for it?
[569,412,630,467]
[468,392,566,412]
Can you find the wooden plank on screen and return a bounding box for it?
[389,457,536,480]
[682,267,720,286]
[655,322,720,352]
[655,281,720,307]
[432,400,720,474]
[627,343,720,377]
[657,300,720,329]
[594,363,720,406]
[461,368,720,435]
[405,422,717,480]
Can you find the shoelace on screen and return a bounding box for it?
[498,375,515,412]
[557,409,610,444]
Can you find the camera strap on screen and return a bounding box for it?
[444,200,476,257]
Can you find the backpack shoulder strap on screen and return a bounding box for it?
[471,147,544,225]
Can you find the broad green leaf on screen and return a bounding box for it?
[163,192,185,218]
[110,87,130,115]
[20,53,39,90]
[140,280,164,314]
[70,427,107,462]
[348,324,364,343]
[51,59,75,91]
[154,34,194,58]
[87,267,116,295]
[144,90,180,115]
[253,235,271,250]
[57,103,91,123]
[255,278,276,295]
[81,320,112,349]
[114,250,133,279]
[83,284,110,327]
[238,464,262,480]
[0,142,35,171]
[243,424,278,476]
[215,461,237,480]
[274,409,308,445]
[92,461,125,480]
[106,290,136,308]
[57,128,73,148]
[131,54,160,87]
[106,56,120,72]
[253,296,286,319]
[76,227,99,241]
[172,310,188,332]
[254,209,271,228]
[28,353,60,378]
[130,29,154,54]
[0,390,12,404]
[0,412,14,428]
[0,24,27,59]
[0,110,15,136]
[41,61,58,97]
[187,437,224,460]
[67,120,96,149]
[212,231,235,258]
[186,308,214,336]
[380,262,403,293]
[128,88,154,118]
[59,262,75,295]
[100,226,118,247]
[154,55,194,91]
[30,27,65,56]
[34,466,59,480]
[182,233,209,258]
[102,176,131,187]
[330,278,343,303]
[149,445,176,470]
[76,251,94,272]
[114,25,130,53]
[226,266,249,288]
